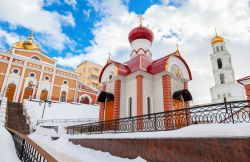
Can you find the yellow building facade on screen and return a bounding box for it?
[76,61,102,88]
[0,33,98,104]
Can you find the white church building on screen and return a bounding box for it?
[210,32,245,103]
[97,20,192,122]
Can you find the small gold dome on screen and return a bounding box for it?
[12,32,40,50]
[211,35,224,45]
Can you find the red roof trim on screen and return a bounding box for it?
[98,61,130,82]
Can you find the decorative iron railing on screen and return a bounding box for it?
[37,118,98,125]
[7,127,57,162]
[66,100,250,135]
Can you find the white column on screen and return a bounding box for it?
[49,67,56,101]
[36,65,44,100]
[14,61,27,102]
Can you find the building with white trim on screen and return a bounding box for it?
[0,33,98,104]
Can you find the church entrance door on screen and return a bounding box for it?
[105,100,114,130]
[5,83,16,102]
[23,87,33,100]
[173,99,185,129]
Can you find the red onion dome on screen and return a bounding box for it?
[128,26,154,43]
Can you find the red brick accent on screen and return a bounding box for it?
[136,74,143,130]
[244,85,250,90]
[184,81,190,108]
[113,80,121,119]
[99,85,106,122]
[136,75,143,116]
[162,75,172,111]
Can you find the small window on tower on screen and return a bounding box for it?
[220,73,225,84]
[216,46,219,52]
[217,59,222,69]
[221,46,223,51]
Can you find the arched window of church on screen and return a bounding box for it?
[221,46,223,51]
[220,73,225,84]
[216,46,219,52]
[147,97,151,118]
[31,56,40,61]
[128,97,132,117]
[217,58,222,69]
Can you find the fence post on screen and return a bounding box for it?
[131,117,134,132]
[114,120,117,133]
[19,138,25,159]
[154,113,157,131]
[229,103,235,124]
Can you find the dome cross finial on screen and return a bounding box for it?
[107,52,112,63]
[138,15,144,27]
[214,28,218,36]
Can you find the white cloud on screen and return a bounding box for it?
[64,0,77,9]
[0,28,20,50]
[83,9,91,18]
[54,0,250,104]
[0,0,75,51]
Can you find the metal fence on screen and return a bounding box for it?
[37,118,98,125]
[7,127,57,162]
[66,100,250,135]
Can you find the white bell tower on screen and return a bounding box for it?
[210,31,245,103]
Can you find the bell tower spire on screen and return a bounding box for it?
[210,31,245,103]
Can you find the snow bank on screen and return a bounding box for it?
[24,100,99,130]
[0,126,20,162]
[29,127,145,162]
[69,123,250,139]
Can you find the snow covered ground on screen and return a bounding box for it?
[0,126,20,162]
[68,123,250,139]
[24,100,99,130]
[29,127,145,162]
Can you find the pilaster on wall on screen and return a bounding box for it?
[162,75,172,111]
[136,74,143,116]
[184,81,190,108]
[99,85,106,122]
[243,84,250,110]
[113,80,121,119]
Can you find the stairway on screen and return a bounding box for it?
[6,102,30,134]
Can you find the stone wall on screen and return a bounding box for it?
[69,137,250,162]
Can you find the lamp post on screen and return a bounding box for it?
[40,100,52,119]
[27,84,36,101]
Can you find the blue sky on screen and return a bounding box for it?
[0,0,250,104]
[0,0,164,58]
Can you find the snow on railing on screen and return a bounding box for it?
[37,118,98,125]
[0,97,7,126]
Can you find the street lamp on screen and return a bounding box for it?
[27,84,36,101]
[39,100,52,119]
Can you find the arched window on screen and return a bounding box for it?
[128,97,132,117]
[147,97,151,118]
[221,46,223,51]
[220,73,225,84]
[216,46,219,52]
[31,56,40,61]
[217,58,222,69]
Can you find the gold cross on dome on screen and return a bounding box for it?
[214,28,218,36]
[138,15,144,27]
[176,43,179,50]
